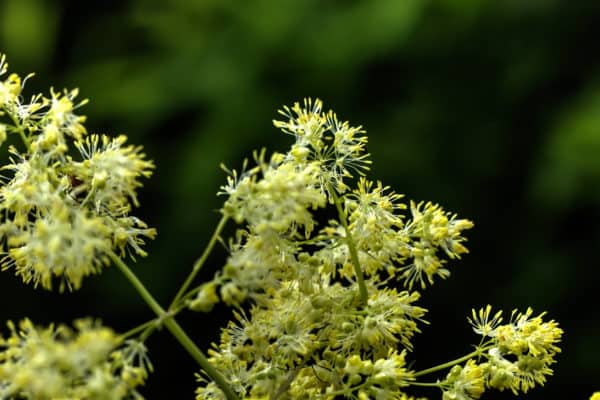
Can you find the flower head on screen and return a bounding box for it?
[0,53,156,290]
[45,87,88,140]
[442,360,486,400]
[0,72,21,108]
[273,98,371,194]
[482,308,563,394]
[71,134,155,211]
[398,201,473,289]
[2,202,112,291]
[0,319,150,399]
[221,155,326,236]
[468,305,503,337]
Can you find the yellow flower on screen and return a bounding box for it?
[273,98,371,194]
[72,134,155,210]
[442,360,485,400]
[45,87,88,140]
[189,282,220,312]
[0,53,156,290]
[468,305,503,337]
[486,308,563,394]
[0,72,21,106]
[0,319,150,399]
[4,202,112,291]
[398,201,473,289]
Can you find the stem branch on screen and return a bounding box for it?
[109,251,239,400]
[413,347,488,378]
[169,215,228,309]
[4,107,30,151]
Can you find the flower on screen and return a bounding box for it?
[107,215,157,258]
[71,134,155,211]
[221,152,326,236]
[273,98,371,194]
[189,282,220,312]
[44,87,88,140]
[397,201,473,289]
[483,308,563,394]
[442,360,486,400]
[345,178,409,277]
[199,99,479,399]
[495,308,562,359]
[0,151,64,225]
[337,288,426,354]
[0,53,156,290]
[342,351,414,399]
[468,305,503,337]
[0,72,21,107]
[0,319,150,399]
[2,202,112,291]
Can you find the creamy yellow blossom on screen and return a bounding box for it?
[0,319,151,399]
[0,53,155,290]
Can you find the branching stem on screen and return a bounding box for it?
[109,251,239,400]
[413,347,489,378]
[169,215,229,309]
[4,107,30,151]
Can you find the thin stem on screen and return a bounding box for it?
[109,251,239,400]
[410,381,442,388]
[120,299,192,343]
[169,215,229,309]
[5,108,30,151]
[413,347,489,378]
[330,187,368,305]
[119,318,157,341]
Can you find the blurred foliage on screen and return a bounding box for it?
[531,83,600,209]
[1,0,599,398]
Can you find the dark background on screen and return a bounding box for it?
[0,0,598,398]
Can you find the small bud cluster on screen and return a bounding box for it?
[0,319,151,399]
[0,54,155,291]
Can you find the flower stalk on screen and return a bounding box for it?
[169,214,229,309]
[109,251,239,400]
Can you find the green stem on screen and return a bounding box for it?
[169,215,229,309]
[120,299,191,343]
[109,251,239,400]
[413,347,488,378]
[330,187,368,305]
[4,108,30,151]
[119,318,157,341]
[409,381,442,388]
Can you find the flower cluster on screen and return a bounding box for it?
[0,54,563,399]
[192,99,492,400]
[191,99,562,400]
[458,305,563,397]
[441,360,485,400]
[0,54,155,291]
[0,318,151,399]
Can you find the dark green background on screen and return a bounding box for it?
[0,0,598,398]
